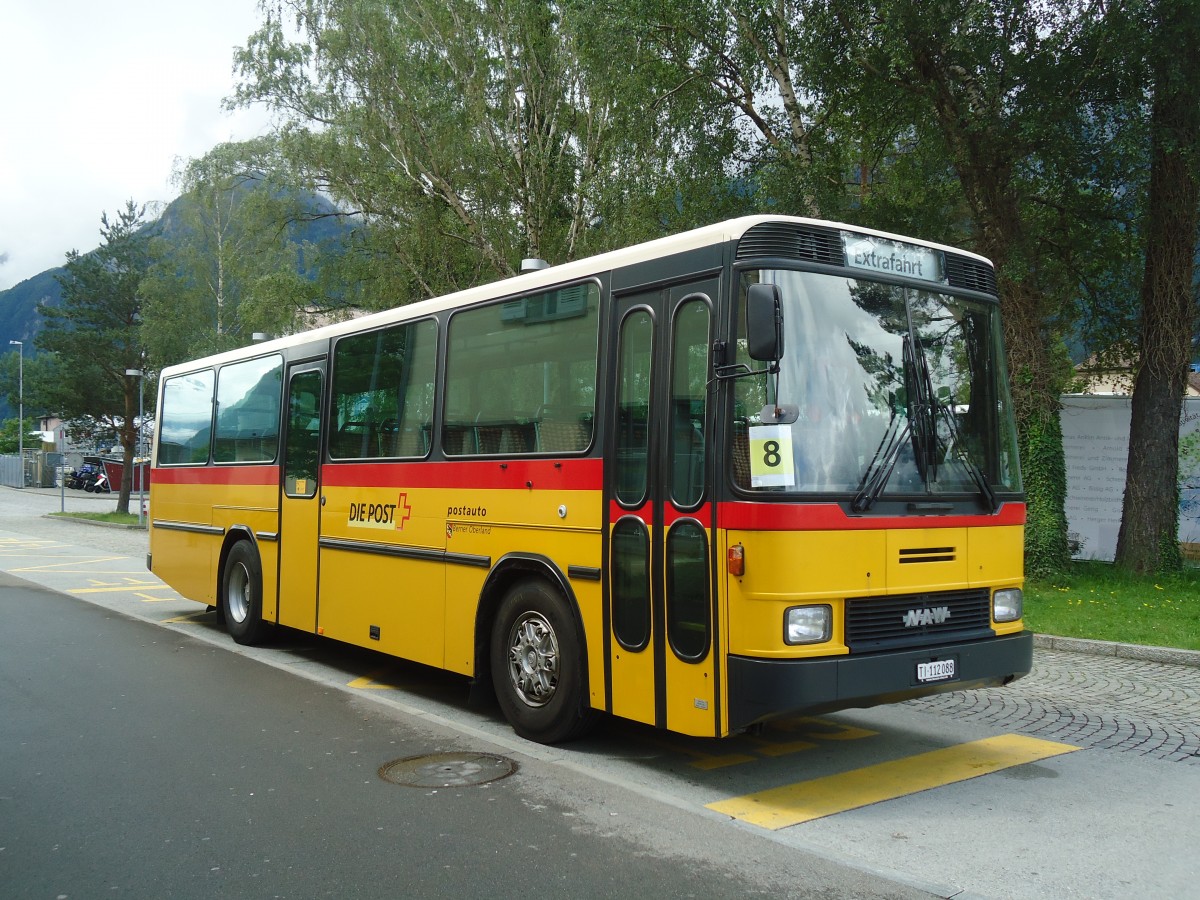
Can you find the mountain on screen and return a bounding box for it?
[0,188,352,420]
[0,266,64,349]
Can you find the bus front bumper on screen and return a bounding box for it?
[726,630,1034,733]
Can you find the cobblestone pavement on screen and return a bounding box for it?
[906,648,1200,763]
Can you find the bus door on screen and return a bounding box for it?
[608,279,720,736]
[276,361,325,632]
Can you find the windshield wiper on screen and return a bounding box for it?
[851,412,910,512]
[853,331,951,513]
[851,330,929,512]
[904,331,940,483]
[937,402,999,513]
[907,330,999,512]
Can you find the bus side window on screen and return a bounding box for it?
[158,370,215,466]
[285,371,322,497]
[670,297,710,507]
[330,319,436,460]
[445,283,599,457]
[615,308,653,505]
[212,356,283,465]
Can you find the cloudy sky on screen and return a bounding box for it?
[0,0,273,290]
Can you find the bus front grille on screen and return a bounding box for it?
[845,588,993,652]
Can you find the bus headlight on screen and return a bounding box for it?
[784,605,831,645]
[993,588,1023,623]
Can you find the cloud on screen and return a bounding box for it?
[0,0,268,291]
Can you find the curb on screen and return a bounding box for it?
[1034,632,1200,668]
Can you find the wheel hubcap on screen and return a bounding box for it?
[506,612,559,708]
[227,562,250,623]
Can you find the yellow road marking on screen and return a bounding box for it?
[687,749,759,770]
[70,582,173,594]
[635,715,880,771]
[10,556,130,572]
[749,737,818,757]
[706,734,1080,829]
[742,716,879,759]
[348,671,403,690]
[162,611,212,624]
[779,716,879,742]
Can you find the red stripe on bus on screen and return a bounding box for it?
[665,506,712,528]
[607,501,714,529]
[150,465,278,486]
[321,458,604,491]
[717,501,1026,531]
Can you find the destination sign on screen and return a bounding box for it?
[843,233,942,284]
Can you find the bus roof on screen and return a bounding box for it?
[158,214,993,378]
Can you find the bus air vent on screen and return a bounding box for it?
[736,223,843,265]
[898,546,956,564]
[944,254,998,295]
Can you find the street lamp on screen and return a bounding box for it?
[8,340,22,487]
[125,368,145,526]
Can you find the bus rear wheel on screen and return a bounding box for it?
[491,579,596,744]
[222,541,269,646]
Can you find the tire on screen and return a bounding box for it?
[221,541,269,646]
[490,578,597,743]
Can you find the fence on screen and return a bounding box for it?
[0,452,65,488]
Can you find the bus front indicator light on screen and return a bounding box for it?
[784,605,831,645]
[993,588,1023,623]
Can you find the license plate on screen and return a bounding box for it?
[917,659,956,683]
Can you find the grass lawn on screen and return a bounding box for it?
[49,511,143,527]
[1025,560,1200,652]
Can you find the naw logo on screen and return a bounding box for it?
[902,606,951,628]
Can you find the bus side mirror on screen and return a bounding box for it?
[746,283,784,362]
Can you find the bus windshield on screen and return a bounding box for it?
[733,268,1021,501]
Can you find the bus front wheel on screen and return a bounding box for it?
[490,579,596,743]
[221,541,269,646]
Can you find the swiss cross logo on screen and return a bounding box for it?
[396,492,412,530]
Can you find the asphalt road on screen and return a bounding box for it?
[0,569,932,900]
[2,485,1199,899]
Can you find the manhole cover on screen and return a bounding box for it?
[378,752,517,787]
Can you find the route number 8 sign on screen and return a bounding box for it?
[748,424,795,488]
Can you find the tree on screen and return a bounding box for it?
[791,0,1129,577]
[213,0,1183,582]
[600,0,1103,575]
[0,418,24,454]
[591,0,849,217]
[141,141,331,368]
[1113,0,1200,573]
[0,349,60,444]
[230,0,682,299]
[38,202,152,515]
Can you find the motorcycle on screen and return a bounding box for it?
[66,462,100,490]
[85,470,111,493]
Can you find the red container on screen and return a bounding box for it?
[101,457,150,492]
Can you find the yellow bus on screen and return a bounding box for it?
[149,215,1031,743]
